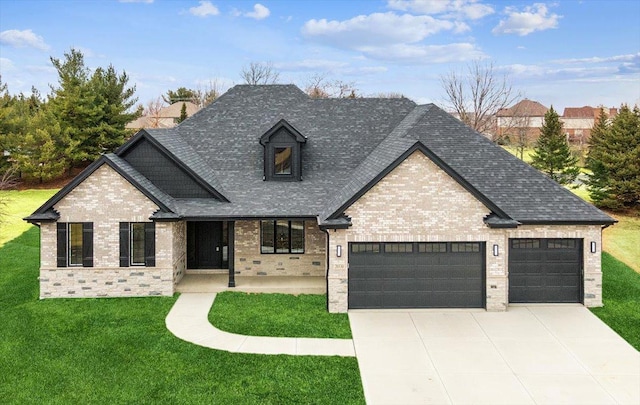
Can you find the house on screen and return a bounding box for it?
[495,99,548,143]
[562,106,618,145]
[126,101,200,129]
[26,85,615,312]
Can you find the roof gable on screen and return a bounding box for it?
[117,130,228,201]
[259,119,307,145]
[25,154,176,222]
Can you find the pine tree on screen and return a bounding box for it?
[585,108,612,206]
[177,102,188,123]
[530,106,580,185]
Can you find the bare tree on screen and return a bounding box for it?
[303,73,359,98]
[0,168,18,226]
[369,92,406,99]
[193,79,225,107]
[440,60,520,136]
[240,62,280,85]
[144,97,166,128]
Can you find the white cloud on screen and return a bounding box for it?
[189,1,219,17]
[275,59,349,72]
[359,42,485,63]
[303,12,465,48]
[552,53,640,65]
[492,3,560,36]
[387,0,494,20]
[0,29,50,51]
[245,3,270,20]
[0,57,15,70]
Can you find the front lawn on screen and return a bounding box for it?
[603,213,640,273]
[0,189,58,247]
[209,292,352,339]
[0,229,365,404]
[590,253,640,350]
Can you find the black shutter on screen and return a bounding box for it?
[119,222,130,267]
[144,222,155,267]
[82,222,93,267]
[57,222,67,267]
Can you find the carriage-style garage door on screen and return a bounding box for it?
[348,242,485,309]
[509,238,583,303]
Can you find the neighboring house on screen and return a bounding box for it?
[563,106,618,145]
[26,85,614,313]
[495,99,548,143]
[126,101,200,130]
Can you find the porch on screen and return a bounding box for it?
[176,273,326,295]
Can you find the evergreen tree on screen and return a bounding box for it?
[49,48,139,168]
[530,106,580,185]
[585,108,612,206]
[163,87,197,104]
[177,102,187,123]
[587,105,640,210]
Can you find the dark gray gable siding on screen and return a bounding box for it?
[121,138,214,199]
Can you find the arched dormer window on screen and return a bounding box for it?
[260,119,306,181]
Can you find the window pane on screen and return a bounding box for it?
[274,147,292,175]
[418,243,447,253]
[261,221,274,253]
[68,223,83,266]
[275,220,290,253]
[291,221,305,253]
[384,243,413,253]
[451,242,480,253]
[131,223,146,265]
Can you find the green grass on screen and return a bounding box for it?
[501,145,534,162]
[0,189,58,247]
[0,229,365,404]
[603,213,640,273]
[209,292,352,339]
[591,253,640,351]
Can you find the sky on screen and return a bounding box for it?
[1,0,639,112]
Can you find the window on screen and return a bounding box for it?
[451,242,481,253]
[130,223,146,266]
[260,220,305,254]
[57,222,93,268]
[68,223,84,266]
[120,222,155,267]
[384,243,414,253]
[274,147,292,175]
[418,243,447,253]
[548,239,577,249]
[511,239,541,249]
[351,243,380,253]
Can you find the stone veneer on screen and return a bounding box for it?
[38,164,185,298]
[234,220,326,277]
[327,151,604,313]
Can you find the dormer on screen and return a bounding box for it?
[260,119,306,181]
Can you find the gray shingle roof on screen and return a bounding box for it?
[29,84,614,226]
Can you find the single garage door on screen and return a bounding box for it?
[348,242,485,309]
[509,238,583,303]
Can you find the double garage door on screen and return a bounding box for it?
[348,238,583,309]
[348,242,485,309]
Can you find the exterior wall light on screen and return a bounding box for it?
[337,245,342,257]
[590,241,597,253]
[492,244,499,256]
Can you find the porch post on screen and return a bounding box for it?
[228,221,235,287]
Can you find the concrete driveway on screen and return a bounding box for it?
[349,305,640,405]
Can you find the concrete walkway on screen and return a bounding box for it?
[165,293,355,356]
[350,306,640,405]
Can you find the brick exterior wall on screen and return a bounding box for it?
[38,164,181,298]
[234,220,326,277]
[327,151,603,313]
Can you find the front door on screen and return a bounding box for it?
[187,222,223,269]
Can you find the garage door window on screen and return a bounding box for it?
[511,239,540,249]
[417,242,447,253]
[548,239,577,249]
[384,243,413,253]
[451,242,481,252]
[351,243,380,253]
